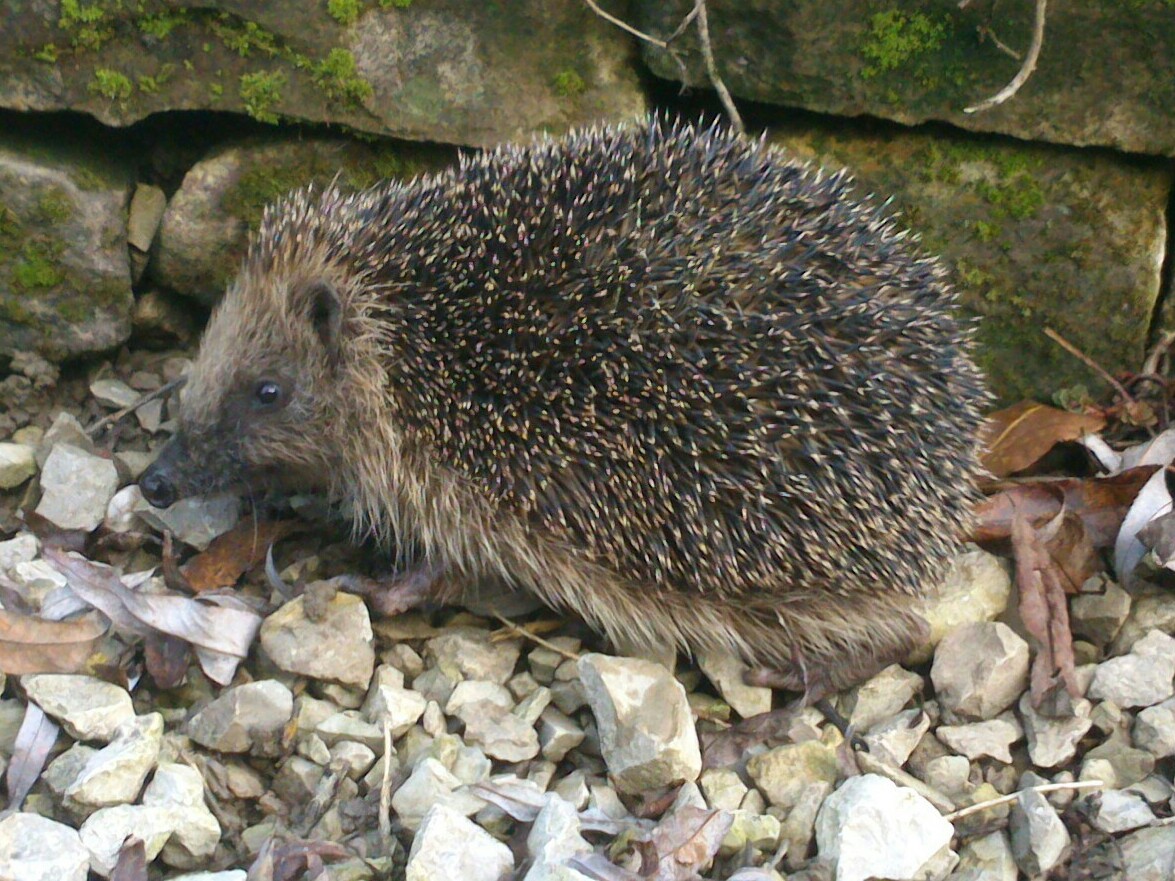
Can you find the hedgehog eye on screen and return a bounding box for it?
[254,379,283,408]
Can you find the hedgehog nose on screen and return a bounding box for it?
[139,465,177,509]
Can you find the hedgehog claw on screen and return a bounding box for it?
[330,564,452,617]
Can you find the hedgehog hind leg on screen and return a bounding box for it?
[739,593,931,704]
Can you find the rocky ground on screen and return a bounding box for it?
[1,350,1174,880]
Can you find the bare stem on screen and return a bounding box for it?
[693,0,744,134]
[945,780,1103,821]
[965,0,1047,114]
[1044,326,1135,404]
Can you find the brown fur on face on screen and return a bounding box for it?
[142,119,988,698]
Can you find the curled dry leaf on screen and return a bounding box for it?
[1114,467,1174,589]
[6,702,59,811]
[245,836,351,881]
[0,607,108,675]
[640,806,734,881]
[972,466,1159,547]
[45,547,263,685]
[980,401,1105,478]
[1137,511,1175,575]
[1011,511,1081,707]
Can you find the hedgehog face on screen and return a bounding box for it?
[139,273,349,508]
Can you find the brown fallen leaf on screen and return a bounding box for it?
[1012,510,1081,708]
[972,466,1159,547]
[5,702,59,810]
[1038,509,1101,593]
[183,518,300,593]
[246,836,351,881]
[980,401,1106,478]
[0,607,109,675]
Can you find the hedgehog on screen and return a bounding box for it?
[140,118,987,701]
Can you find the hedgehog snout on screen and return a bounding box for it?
[139,437,185,508]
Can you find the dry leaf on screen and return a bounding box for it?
[246,837,351,881]
[183,518,299,592]
[45,548,263,685]
[972,466,1159,547]
[1012,511,1081,707]
[641,806,734,881]
[1137,511,1175,575]
[1114,466,1173,588]
[0,608,109,675]
[109,838,148,881]
[5,702,59,810]
[1038,510,1101,593]
[980,401,1105,477]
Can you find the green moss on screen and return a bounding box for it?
[552,69,586,98]
[35,189,71,224]
[312,48,373,105]
[239,70,286,124]
[12,248,65,291]
[34,44,59,63]
[379,0,412,7]
[860,10,945,79]
[212,15,279,58]
[972,219,1000,242]
[90,68,133,101]
[209,81,224,100]
[58,0,117,49]
[975,176,1045,220]
[136,11,189,39]
[327,0,362,25]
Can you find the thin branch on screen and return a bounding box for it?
[86,377,186,437]
[965,0,1047,114]
[581,0,671,48]
[693,0,744,134]
[582,0,743,135]
[944,780,1103,822]
[978,25,1022,61]
[1044,326,1136,404]
[492,613,581,660]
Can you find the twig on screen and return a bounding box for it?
[944,779,1103,822]
[378,719,394,844]
[965,0,1047,114]
[582,0,671,48]
[86,376,186,437]
[582,0,742,134]
[492,612,581,660]
[978,25,1022,61]
[693,0,744,134]
[1044,326,1136,404]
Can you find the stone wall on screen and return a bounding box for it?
[0,0,1172,401]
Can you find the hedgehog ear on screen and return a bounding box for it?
[306,280,343,362]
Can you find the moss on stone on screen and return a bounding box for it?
[860,10,945,79]
[327,0,362,26]
[379,0,412,7]
[552,69,587,98]
[136,10,190,40]
[312,48,373,105]
[239,70,286,124]
[12,244,65,291]
[211,15,280,58]
[35,188,72,224]
[90,68,133,101]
